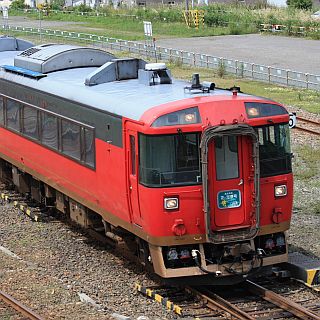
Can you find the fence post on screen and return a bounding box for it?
[268,66,271,83]
[206,55,209,69]
[235,60,238,76]
[193,52,196,66]
[286,70,289,86]
[158,47,162,60]
[251,63,254,79]
[306,73,309,89]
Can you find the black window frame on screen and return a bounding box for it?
[254,122,292,178]
[138,132,202,188]
[0,93,96,170]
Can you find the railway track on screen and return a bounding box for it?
[137,277,320,319]
[0,290,44,320]
[1,184,320,320]
[295,116,320,136]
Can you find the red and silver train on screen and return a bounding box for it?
[0,36,293,283]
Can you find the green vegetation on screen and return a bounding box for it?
[287,0,313,10]
[9,0,25,10]
[293,145,320,179]
[9,4,320,39]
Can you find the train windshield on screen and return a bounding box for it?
[255,123,292,177]
[139,133,201,187]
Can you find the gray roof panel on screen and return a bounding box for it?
[0,50,266,121]
[14,44,115,73]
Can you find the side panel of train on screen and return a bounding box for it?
[0,81,137,232]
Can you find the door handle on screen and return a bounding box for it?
[238,179,243,185]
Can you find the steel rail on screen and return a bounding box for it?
[187,286,255,320]
[295,126,320,136]
[295,116,320,136]
[296,116,320,126]
[0,290,44,320]
[245,280,320,320]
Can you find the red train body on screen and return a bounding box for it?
[0,38,293,283]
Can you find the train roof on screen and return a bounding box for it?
[0,36,33,52]
[0,44,271,122]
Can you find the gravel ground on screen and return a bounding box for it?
[0,110,319,319]
[0,203,176,320]
[286,107,320,258]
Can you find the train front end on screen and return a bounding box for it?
[135,92,293,282]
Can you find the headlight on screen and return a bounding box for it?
[275,185,287,197]
[164,197,179,210]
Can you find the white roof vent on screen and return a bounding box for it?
[14,44,115,73]
[138,63,172,86]
[145,63,167,71]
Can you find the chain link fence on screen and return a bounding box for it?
[2,25,320,91]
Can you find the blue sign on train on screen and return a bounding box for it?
[217,190,241,209]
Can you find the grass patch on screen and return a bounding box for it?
[11,11,235,40]
[10,4,320,39]
[293,145,320,179]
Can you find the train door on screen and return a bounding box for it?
[201,124,260,243]
[209,136,247,229]
[126,124,142,226]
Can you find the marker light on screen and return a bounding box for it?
[180,249,191,260]
[152,107,201,127]
[185,113,196,123]
[245,102,288,118]
[167,248,179,260]
[275,234,285,247]
[164,197,179,210]
[275,185,287,197]
[246,107,259,117]
[265,238,275,250]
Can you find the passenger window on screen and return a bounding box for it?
[0,96,4,125]
[6,99,20,132]
[215,136,239,180]
[41,112,58,150]
[23,105,39,140]
[61,119,81,160]
[130,135,136,175]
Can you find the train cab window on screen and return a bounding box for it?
[61,119,81,160]
[41,113,58,150]
[215,136,239,180]
[6,99,20,132]
[255,123,292,177]
[0,96,3,125]
[23,105,39,140]
[139,132,201,187]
